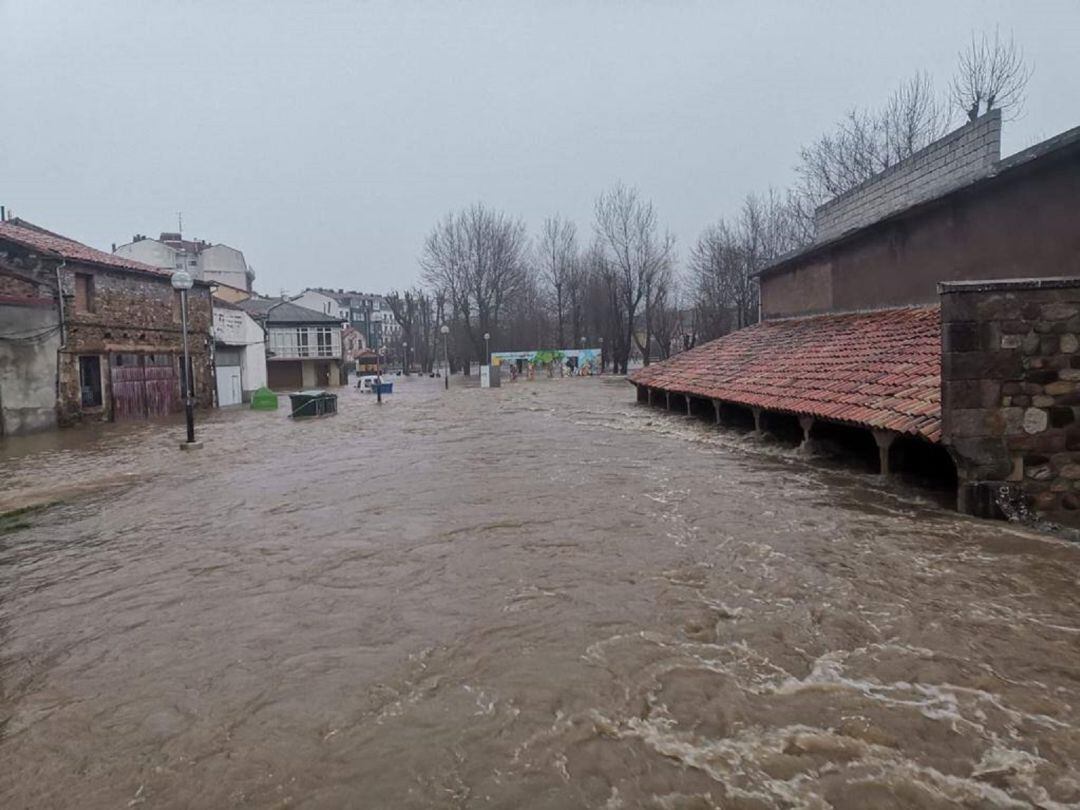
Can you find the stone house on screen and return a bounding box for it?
[0,218,214,432]
[632,113,1080,525]
[237,298,344,390]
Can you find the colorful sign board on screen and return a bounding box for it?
[491,348,601,375]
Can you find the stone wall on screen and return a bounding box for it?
[1,238,214,427]
[940,278,1080,525]
[814,111,1001,242]
[56,265,214,424]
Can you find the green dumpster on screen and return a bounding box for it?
[289,390,338,418]
[251,387,279,410]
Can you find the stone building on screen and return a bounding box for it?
[114,232,255,292]
[632,113,1080,525]
[0,218,214,432]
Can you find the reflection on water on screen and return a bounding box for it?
[2,376,1079,808]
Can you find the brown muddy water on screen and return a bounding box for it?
[2,376,1079,809]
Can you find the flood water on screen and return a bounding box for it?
[2,376,1079,809]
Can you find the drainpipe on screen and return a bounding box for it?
[54,260,67,421]
[55,260,67,347]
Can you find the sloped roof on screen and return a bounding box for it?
[629,306,942,442]
[0,219,173,278]
[237,297,341,324]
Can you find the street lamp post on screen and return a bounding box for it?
[440,324,450,390]
[171,270,198,449]
[483,332,490,365]
[402,340,409,376]
[599,336,604,374]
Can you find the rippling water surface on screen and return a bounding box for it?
[2,376,1079,809]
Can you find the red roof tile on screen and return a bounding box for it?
[629,306,942,442]
[0,219,171,278]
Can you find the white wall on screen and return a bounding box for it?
[114,239,176,269]
[213,305,267,394]
[292,290,348,320]
[199,244,250,291]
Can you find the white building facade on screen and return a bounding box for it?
[114,232,255,291]
[212,303,267,405]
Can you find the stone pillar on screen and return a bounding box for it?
[872,430,897,477]
[941,278,1080,524]
[665,391,671,411]
[798,415,815,453]
[751,407,763,437]
[647,388,654,407]
[712,400,721,424]
[686,396,693,417]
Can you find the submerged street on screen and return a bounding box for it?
[2,377,1079,808]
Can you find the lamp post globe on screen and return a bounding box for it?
[171,270,197,446]
[440,324,450,390]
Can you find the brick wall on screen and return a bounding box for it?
[941,278,1080,525]
[815,111,1001,242]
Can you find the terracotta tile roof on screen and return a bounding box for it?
[629,306,942,442]
[0,219,172,278]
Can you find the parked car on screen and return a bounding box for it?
[357,375,379,393]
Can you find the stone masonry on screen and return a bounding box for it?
[815,110,1001,242]
[941,278,1080,525]
[1,229,213,427]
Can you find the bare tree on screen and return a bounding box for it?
[952,29,1031,122]
[385,287,438,373]
[797,72,951,206]
[691,191,802,339]
[593,183,675,372]
[648,268,683,361]
[537,215,578,347]
[420,203,529,373]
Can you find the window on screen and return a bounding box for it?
[78,356,102,407]
[269,328,298,357]
[316,327,334,357]
[74,273,95,313]
[296,327,310,357]
[188,259,197,266]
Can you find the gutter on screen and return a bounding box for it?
[55,260,67,347]
[54,260,67,418]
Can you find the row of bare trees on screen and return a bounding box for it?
[389,187,680,376]
[384,30,1030,373]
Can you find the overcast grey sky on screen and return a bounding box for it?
[2,1,1078,295]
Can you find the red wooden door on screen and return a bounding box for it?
[110,354,180,420]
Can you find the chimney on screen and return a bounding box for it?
[111,243,117,252]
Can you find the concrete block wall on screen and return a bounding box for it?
[815,111,1001,241]
[941,278,1080,525]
